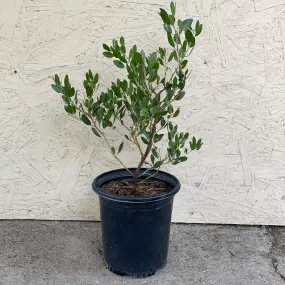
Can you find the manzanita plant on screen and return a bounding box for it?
[51,1,203,187]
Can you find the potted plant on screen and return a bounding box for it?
[51,1,203,278]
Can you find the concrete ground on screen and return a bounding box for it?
[1,221,285,285]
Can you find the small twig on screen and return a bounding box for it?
[132,133,144,158]
[138,168,160,184]
[81,107,133,177]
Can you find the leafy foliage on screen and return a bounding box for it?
[51,1,203,184]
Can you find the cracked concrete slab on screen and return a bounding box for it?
[0,221,284,285]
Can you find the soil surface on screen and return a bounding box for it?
[102,180,171,197]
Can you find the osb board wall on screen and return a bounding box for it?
[1,0,285,225]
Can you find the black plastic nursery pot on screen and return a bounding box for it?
[92,168,181,278]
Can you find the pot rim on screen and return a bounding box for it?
[92,168,181,203]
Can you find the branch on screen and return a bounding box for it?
[77,103,133,176]
[133,121,156,183]
[132,133,144,158]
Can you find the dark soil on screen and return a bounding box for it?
[102,181,172,197]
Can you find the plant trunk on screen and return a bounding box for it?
[132,123,156,190]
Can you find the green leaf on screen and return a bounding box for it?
[167,32,175,47]
[181,60,188,69]
[64,105,70,113]
[185,29,193,41]
[64,105,76,114]
[151,154,155,164]
[179,156,188,162]
[88,69,93,80]
[173,108,180,117]
[161,118,166,127]
[138,65,144,78]
[141,136,149,145]
[178,20,183,33]
[178,82,185,90]
[178,47,184,58]
[153,62,159,69]
[111,85,120,96]
[182,19,193,32]
[81,114,91,125]
[149,52,158,66]
[154,112,161,120]
[119,56,127,63]
[133,51,143,64]
[149,69,157,82]
[173,76,178,87]
[164,23,172,33]
[195,21,203,36]
[154,134,164,143]
[62,95,70,104]
[92,128,101,137]
[190,136,197,150]
[103,52,113,58]
[51,84,62,93]
[64,75,69,86]
[106,120,112,127]
[118,142,124,154]
[70,87,75,97]
[166,89,174,101]
[103,44,110,51]
[63,85,71,97]
[158,47,166,57]
[120,45,126,54]
[168,52,174,62]
[189,38,196,48]
[54,74,60,85]
[112,48,120,58]
[196,138,203,150]
[182,40,187,53]
[111,147,115,155]
[121,80,128,91]
[94,73,99,84]
[169,15,175,25]
[152,148,158,158]
[159,9,171,24]
[174,33,181,44]
[168,50,177,62]
[178,70,184,81]
[153,161,163,168]
[167,104,174,113]
[170,1,176,15]
[175,91,185,100]
[84,85,93,98]
[120,36,125,48]
[113,60,124,68]
[113,39,119,49]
